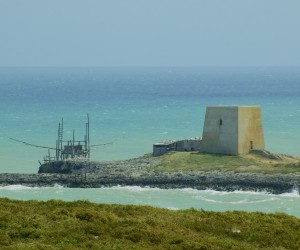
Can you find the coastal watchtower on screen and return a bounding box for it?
[200,106,265,155]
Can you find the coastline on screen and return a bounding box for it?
[0,171,299,194]
[1,152,300,194]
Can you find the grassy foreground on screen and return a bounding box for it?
[0,198,300,249]
[152,152,300,174]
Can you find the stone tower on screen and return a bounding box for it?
[200,106,265,155]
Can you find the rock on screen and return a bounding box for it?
[250,149,283,160]
[0,156,299,194]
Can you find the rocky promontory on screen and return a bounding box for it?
[1,151,300,194]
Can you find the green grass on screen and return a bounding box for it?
[151,152,300,174]
[0,198,300,249]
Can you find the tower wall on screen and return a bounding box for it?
[201,106,238,155]
[238,106,265,154]
[200,106,264,155]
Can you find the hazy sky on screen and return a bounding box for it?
[1,0,300,67]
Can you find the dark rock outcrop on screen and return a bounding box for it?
[1,157,299,194]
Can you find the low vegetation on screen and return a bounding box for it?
[0,198,300,249]
[152,151,300,174]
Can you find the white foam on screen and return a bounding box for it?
[182,188,271,196]
[279,187,300,197]
[53,183,64,189]
[102,185,154,192]
[230,198,278,204]
[0,185,35,191]
[99,187,300,198]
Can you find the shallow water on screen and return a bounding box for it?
[0,185,299,217]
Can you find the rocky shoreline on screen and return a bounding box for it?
[0,156,299,194]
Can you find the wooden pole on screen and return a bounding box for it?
[56,140,58,161]
[72,129,75,158]
[87,114,90,159]
[85,123,88,152]
[48,149,51,162]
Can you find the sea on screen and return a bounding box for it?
[0,67,300,217]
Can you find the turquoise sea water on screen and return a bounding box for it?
[0,185,299,217]
[0,67,300,215]
[1,67,299,173]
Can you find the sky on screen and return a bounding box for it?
[0,0,300,67]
